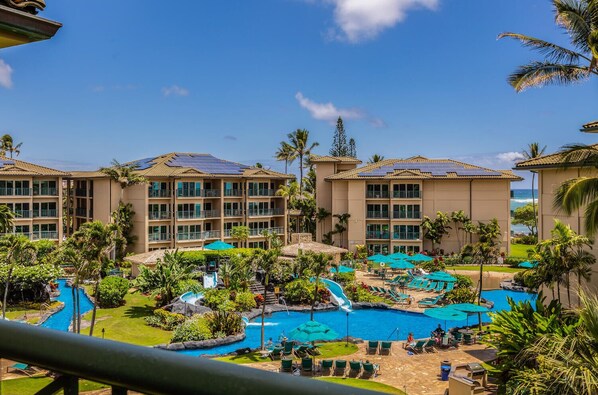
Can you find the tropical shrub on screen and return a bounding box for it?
[234,291,257,311]
[504,256,527,267]
[145,308,186,330]
[344,282,387,304]
[283,279,314,305]
[331,271,355,285]
[445,287,477,304]
[174,279,202,296]
[33,240,57,263]
[182,249,257,267]
[513,270,539,289]
[204,310,243,336]
[0,264,62,302]
[170,316,212,343]
[202,288,233,311]
[454,274,473,288]
[420,257,446,272]
[97,276,129,308]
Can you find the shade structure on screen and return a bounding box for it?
[288,320,339,343]
[518,261,537,269]
[387,252,410,260]
[408,253,434,262]
[330,265,355,274]
[423,307,468,321]
[204,240,235,251]
[425,271,457,282]
[448,303,490,314]
[388,260,415,270]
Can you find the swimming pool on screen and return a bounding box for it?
[41,279,94,332]
[178,289,535,356]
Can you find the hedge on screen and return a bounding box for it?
[97,276,130,308]
[0,264,62,302]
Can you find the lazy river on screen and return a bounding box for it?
[42,279,94,332]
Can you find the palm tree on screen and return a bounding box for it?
[0,235,36,320]
[275,142,296,174]
[307,252,332,320]
[230,225,249,248]
[450,210,470,251]
[332,213,350,248]
[253,248,281,350]
[100,159,148,203]
[367,154,385,164]
[0,134,22,158]
[0,204,14,233]
[58,245,88,333]
[498,0,598,92]
[286,129,318,194]
[522,143,546,235]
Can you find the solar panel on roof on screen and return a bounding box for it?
[130,157,156,170]
[167,154,249,175]
[358,161,501,177]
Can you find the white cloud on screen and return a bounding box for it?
[314,0,439,42]
[295,92,364,124]
[0,59,14,89]
[162,85,189,97]
[496,151,525,163]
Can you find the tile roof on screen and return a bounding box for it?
[0,156,68,176]
[310,155,362,164]
[515,143,598,169]
[326,156,522,181]
[581,120,598,132]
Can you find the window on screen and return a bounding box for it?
[366,224,389,239]
[176,225,201,240]
[393,225,420,240]
[177,182,201,197]
[224,202,241,216]
[248,182,271,196]
[368,244,389,254]
[393,245,420,253]
[148,225,170,241]
[177,203,201,219]
[149,182,170,197]
[366,184,389,198]
[392,204,421,219]
[33,180,57,195]
[14,225,30,234]
[248,202,270,215]
[366,204,389,218]
[0,180,30,196]
[224,182,241,196]
[149,204,170,219]
[249,241,266,249]
[393,184,421,199]
[33,202,57,217]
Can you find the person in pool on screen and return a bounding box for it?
[404,332,415,349]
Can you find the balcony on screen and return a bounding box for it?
[75,188,88,197]
[33,187,58,196]
[176,189,202,198]
[32,231,59,240]
[366,191,389,199]
[366,211,389,219]
[177,210,220,219]
[392,211,422,219]
[176,232,204,241]
[366,231,390,240]
[248,189,276,197]
[203,230,221,239]
[202,189,221,198]
[223,189,242,197]
[0,188,31,196]
[248,208,284,217]
[0,320,357,395]
[149,211,172,220]
[224,209,243,217]
[393,232,420,240]
[14,210,31,219]
[34,209,58,218]
[148,233,171,242]
[249,227,284,236]
[149,189,172,198]
[75,208,88,217]
[393,190,421,199]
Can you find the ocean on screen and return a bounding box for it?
[511,188,537,235]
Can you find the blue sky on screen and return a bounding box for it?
[0,0,596,188]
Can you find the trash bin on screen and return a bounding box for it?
[440,360,451,381]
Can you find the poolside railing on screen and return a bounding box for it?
[0,320,383,395]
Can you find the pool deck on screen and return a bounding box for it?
[247,341,497,395]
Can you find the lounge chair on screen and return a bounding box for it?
[424,339,437,352]
[301,357,313,375]
[282,341,294,356]
[434,282,446,293]
[280,358,294,373]
[463,333,474,345]
[418,294,444,307]
[367,340,379,355]
[453,332,463,343]
[6,363,35,376]
[362,362,380,378]
[380,341,392,355]
[406,340,426,353]
[406,279,421,289]
[293,345,310,358]
[444,282,455,292]
[385,275,402,284]
[349,360,362,377]
[423,281,437,292]
[334,360,347,376]
[320,359,333,375]
[268,346,283,360]
[306,344,321,356]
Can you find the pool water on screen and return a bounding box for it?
[41,279,94,332]
[178,289,535,356]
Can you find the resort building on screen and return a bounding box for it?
[0,156,68,241]
[67,153,292,253]
[515,122,598,297]
[313,155,521,255]
[0,1,61,49]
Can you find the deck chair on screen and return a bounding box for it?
[444,282,455,292]
[334,360,347,376]
[424,339,437,352]
[320,359,333,375]
[6,363,35,376]
[434,282,446,293]
[300,357,313,375]
[268,346,283,360]
[280,358,294,373]
[362,362,379,378]
[349,360,362,377]
[380,341,392,355]
[367,340,379,355]
[282,341,294,356]
[406,340,426,354]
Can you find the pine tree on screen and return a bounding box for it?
[348,138,357,158]
[329,117,349,157]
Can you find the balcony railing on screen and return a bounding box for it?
[176,232,204,241]
[366,211,389,219]
[149,211,172,220]
[176,189,202,198]
[148,233,171,242]
[223,189,242,197]
[202,189,221,198]
[248,189,276,197]
[393,190,421,199]
[75,208,88,217]
[14,210,31,218]
[393,232,420,240]
[203,230,221,239]
[248,208,284,217]
[177,210,201,220]
[366,191,389,199]
[224,209,243,217]
[366,231,390,239]
[149,189,172,198]
[249,227,284,236]
[203,210,220,218]
[392,211,421,219]
[32,231,59,240]
[33,187,58,196]
[34,209,58,218]
[0,187,31,196]
[0,320,372,395]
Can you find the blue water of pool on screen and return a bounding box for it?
[41,279,94,332]
[178,289,535,356]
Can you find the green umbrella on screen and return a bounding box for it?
[425,271,457,282]
[388,259,415,270]
[518,261,537,269]
[408,253,434,262]
[204,240,235,251]
[288,320,339,343]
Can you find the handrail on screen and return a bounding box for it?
[0,321,383,395]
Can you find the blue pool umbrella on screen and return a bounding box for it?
[288,320,339,343]
[388,260,415,270]
[330,265,355,274]
[408,253,434,262]
[368,254,388,262]
[204,240,235,251]
[423,306,468,322]
[518,261,537,269]
[387,252,410,260]
[448,303,490,313]
[425,271,457,282]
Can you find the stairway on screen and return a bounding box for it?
[250,281,278,305]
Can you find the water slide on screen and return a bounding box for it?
[320,278,352,311]
[203,272,218,289]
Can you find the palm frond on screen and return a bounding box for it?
[553,176,598,215]
[583,199,598,237]
[498,32,591,63]
[508,61,591,91]
[554,0,593,54]
[557,144,598,168]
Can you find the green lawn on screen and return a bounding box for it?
[1,377,107,395]
[81,290,172,346]
[510,243,533,258]
[5,301,63,324]
[215,342,359,364]
[317,377,405,394]
[450,266,522,273]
